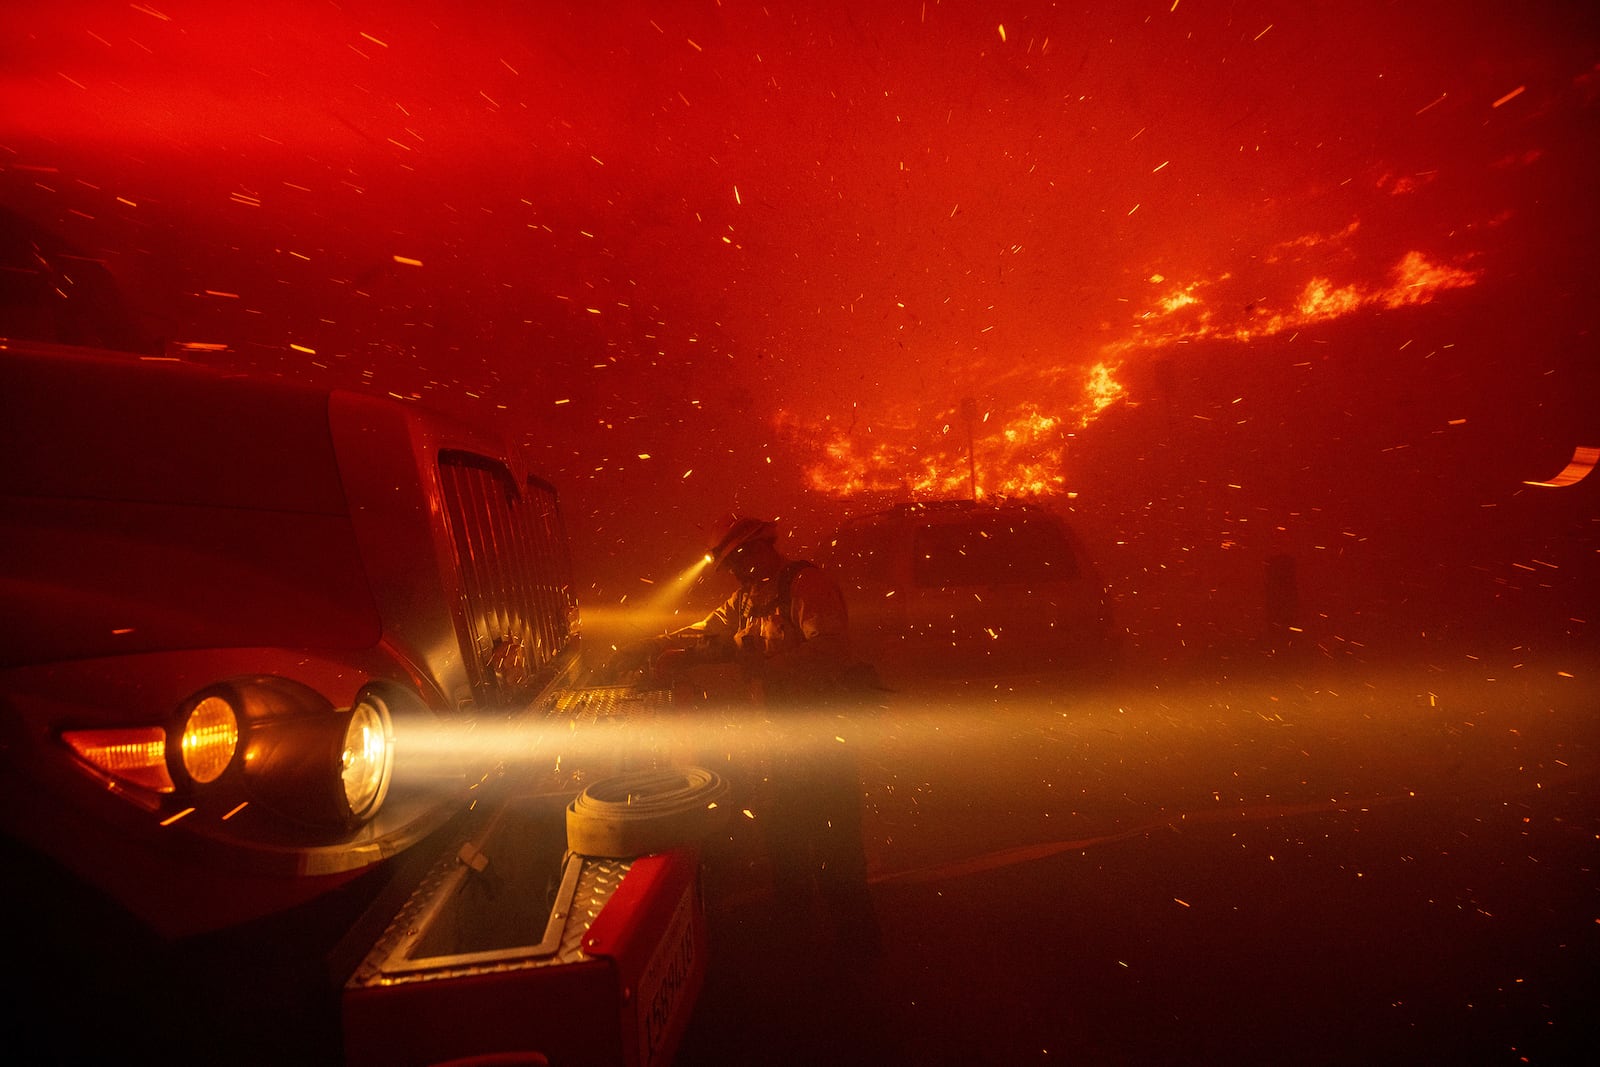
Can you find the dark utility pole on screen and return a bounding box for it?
[960,396,979,501]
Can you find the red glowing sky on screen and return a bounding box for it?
[3,1,1596,630]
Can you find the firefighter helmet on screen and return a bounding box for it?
[708,516,778,569]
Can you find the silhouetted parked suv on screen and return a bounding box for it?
[823,500,1115,681]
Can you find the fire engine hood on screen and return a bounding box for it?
[0,503,382,669]
[1,344,382,668]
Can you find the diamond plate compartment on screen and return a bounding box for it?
[346,791,633,989]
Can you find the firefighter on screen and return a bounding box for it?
[658,515,883,956]
[659,517,857,700]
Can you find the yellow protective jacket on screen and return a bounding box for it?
[699,560,856,704]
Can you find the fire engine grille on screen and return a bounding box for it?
[439,452,573,702]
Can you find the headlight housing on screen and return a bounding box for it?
[61,679,398,833]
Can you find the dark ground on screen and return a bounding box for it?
[676,654,1599,1067]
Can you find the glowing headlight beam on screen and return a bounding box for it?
[387,703,888,788]
[582,554,716,643]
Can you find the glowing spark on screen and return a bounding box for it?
[734,185,742,205]
[1253,24,1273,41]
[392,255,423,267]
[1492,86,1525,108]
[289,343,316,354]
[160,807,195,827]
[998,25,1007,42]
[1523,446,1599,488]
[360,32,388,48]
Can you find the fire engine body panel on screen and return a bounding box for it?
[344,799,705,1067]
[0,340,706,1065]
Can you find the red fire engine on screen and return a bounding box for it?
[1,340,716,1065]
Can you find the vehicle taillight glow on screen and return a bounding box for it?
[62,727,175,792]
[180,695,239,784]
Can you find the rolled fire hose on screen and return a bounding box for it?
[566,766,730,858]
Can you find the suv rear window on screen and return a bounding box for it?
[912,513,1081,588]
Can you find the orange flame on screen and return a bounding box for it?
[1083,361,1126,425]
[779,364,1125,501]
[1122,249,1481,353]
[780,243,1474,503]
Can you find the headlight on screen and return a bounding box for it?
[340,696,393,820]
